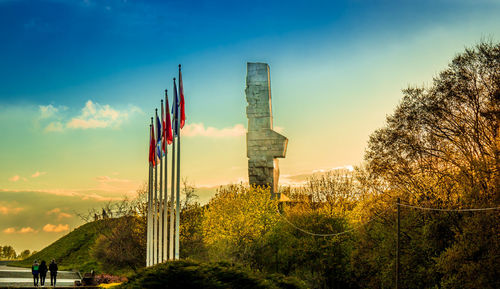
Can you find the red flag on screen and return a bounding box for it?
[179,64,186,129]
[148,123,156,166]
[161,101,166,154]
[165,90,173,144]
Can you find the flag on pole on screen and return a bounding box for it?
[178,65,186,129]
[149,122,155,166]
[155,110,162,159]
[161,100,166,154]
[164,90,173,145]
[172,78,179,137]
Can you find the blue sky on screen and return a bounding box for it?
[0,0,499,251]
[1,0,495,104]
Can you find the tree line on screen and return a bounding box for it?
[0,246,34,260]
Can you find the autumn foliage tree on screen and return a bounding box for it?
[355,41,500,289]
[365,42,499,207]
[202,184,279,263]
[92,215,146,273]
[91,186,148,273]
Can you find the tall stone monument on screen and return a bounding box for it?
[245,62,288,196]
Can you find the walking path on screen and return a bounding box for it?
[0,265,81,288]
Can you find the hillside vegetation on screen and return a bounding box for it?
[13,218,121,272]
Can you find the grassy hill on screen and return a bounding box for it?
[13,218,121,273]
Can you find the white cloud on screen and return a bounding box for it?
[9,173,42,181]
[2,227,16,234]
[66,100,140,130]
[280,165,355,185]
[0,188,125,201]
[182,123,246,138]
[45,121,64,132]
[8,175,20,182]
[2,227,37,234]
[0,205,24,215]
[41,100,141,132]
[43,223,69,233]
[19,227,37,233]
[58,212,72,219]
[311,165,354,173]
[31,171,47,178]
[47,208,61,214]
[96,175,131,183]
[39,104,59,119]
[47,208,72,220]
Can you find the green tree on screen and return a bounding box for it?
[180,203,207,261]
[18,249,31,260]
[202,184,279,263]
[254,210,355,289]
[1,245,16,260]
[260,173,361,288]
[179,179,207,260]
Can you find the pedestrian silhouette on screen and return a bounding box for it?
[49,259,58,286]
[31,260,39,287]
[39,260,48,286]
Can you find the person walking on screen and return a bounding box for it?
[39,260,48,286]
[49,259,58,287]
[31,260,39,287]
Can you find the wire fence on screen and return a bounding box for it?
[277,200,500,237]
[276,204,394,237]
[398,203,500,212]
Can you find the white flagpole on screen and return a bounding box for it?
[153,109,159,265]
[175,113,181,260]
[149,158,154,266]
[174,65,186,260]
[158,128,163,264]
[175,69,182,260]
[150,133,155,264]
[153,157,157,264]
[169,136,176,260]
[163,153,168,262]
[147,122,152,267]
[163,91,169,262]
[161,100,168,263]
[149,119,155,266]
[169,91,176,260]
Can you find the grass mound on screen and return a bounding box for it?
[119,260,306,289]
[13,218,121,272]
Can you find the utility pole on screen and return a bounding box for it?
[396,197,400,289]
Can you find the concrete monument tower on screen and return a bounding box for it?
[245,62,288,196]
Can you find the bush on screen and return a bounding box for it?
[118,260,306,289]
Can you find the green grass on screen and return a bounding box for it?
[12,218,121,273]
[118,260,306,289]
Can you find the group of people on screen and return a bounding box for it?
[31,259,58,287]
